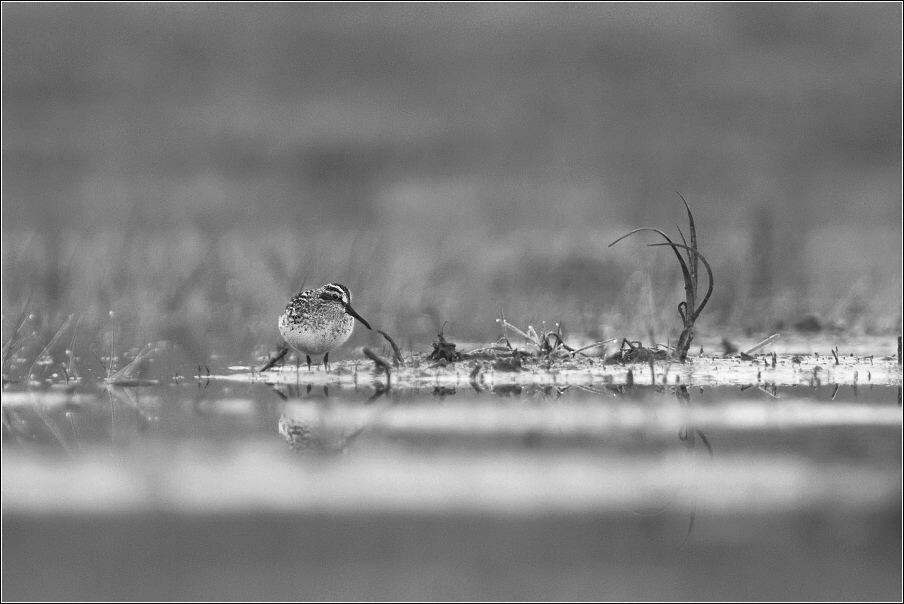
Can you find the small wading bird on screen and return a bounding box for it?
[277,283,372,371]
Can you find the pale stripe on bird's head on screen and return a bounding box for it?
[320,283,351,305]
[320,283,371,330]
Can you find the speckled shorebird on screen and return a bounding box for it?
[278,283,371,370]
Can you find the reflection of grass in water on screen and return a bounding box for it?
[2,226,901,380]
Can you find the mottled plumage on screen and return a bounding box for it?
[278,283,371,369]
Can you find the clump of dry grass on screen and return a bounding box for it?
[428,325,462,363]
[603,339,669,365]
[493,314,612,359]
[103,342,161,387]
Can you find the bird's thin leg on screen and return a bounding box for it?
[306,355,312,371]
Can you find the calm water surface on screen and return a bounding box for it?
[3,374,901,600]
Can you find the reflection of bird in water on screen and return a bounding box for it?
[276,385,392,454]
[278,415,321,452]
[278,283,371,370]
[277,411,376,454]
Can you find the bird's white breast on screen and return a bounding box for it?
[278,312,355,355]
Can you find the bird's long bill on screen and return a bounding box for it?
[344,303,372,330]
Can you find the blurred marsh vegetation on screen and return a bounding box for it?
[2,3,902,372]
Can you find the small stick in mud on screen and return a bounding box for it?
[570,338,617,356]
[259,345,289,373]
[363,347,392,384]
[497,307,511,346]
[377,330,404,367]
[743,334,780,356]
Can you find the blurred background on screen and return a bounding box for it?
[2,6,902,601]
[2,3,902,366]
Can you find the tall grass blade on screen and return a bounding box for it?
[26,314,76,383]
